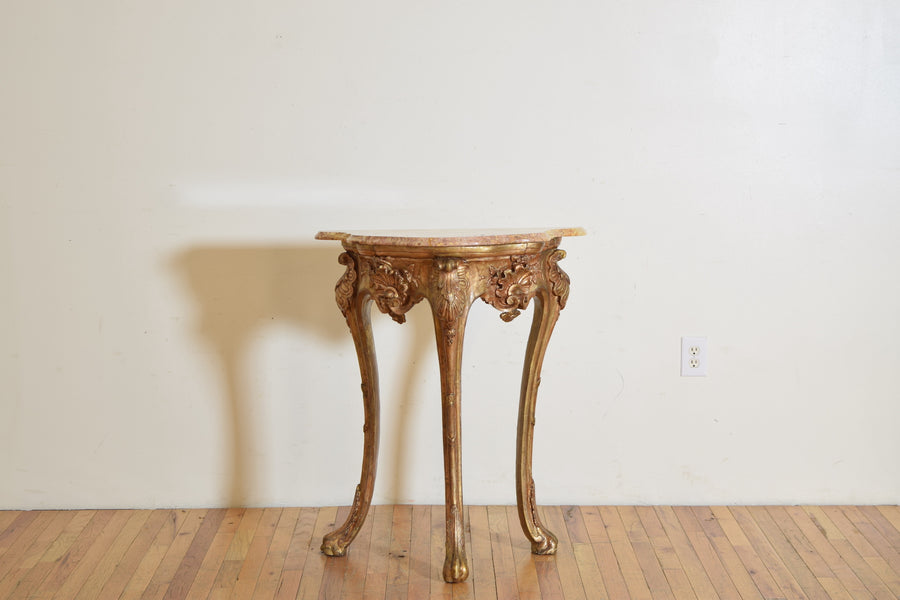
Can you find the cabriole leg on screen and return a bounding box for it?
[322,257,380,556]
[431,289,471,583]
[516,291,559,555]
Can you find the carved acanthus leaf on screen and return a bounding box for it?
[431,258,470,345]
[482,255,538,321]
[335,252,357,320]
[546,249,570,309]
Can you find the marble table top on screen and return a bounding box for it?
[315,227,585,248]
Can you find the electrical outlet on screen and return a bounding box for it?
[681,336,708,376]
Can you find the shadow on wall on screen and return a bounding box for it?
[171,245,432,507]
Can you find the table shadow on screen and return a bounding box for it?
[171,244,432,508]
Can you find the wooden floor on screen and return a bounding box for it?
[0,506,898,599]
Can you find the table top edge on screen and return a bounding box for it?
[314,227,586,247]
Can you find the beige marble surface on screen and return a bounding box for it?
[315,227,585,247]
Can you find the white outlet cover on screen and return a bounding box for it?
[681,336,708,377]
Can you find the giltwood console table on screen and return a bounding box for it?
[315,228,585,583]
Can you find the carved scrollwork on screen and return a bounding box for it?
[482,255,539,321]
[364,257,419,324]
[431,258,470,345]
[546,249,570,309]
[335,252,357,320]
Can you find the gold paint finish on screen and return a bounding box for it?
[316,229,583,582]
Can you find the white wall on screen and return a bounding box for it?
[2,1,898,509]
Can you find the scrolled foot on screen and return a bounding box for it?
[442,551,469,583]
[530,528,558,555]
[321,531,350,557]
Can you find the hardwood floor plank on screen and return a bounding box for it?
[209,561,242,600]
[119,510,192,600]
[506,504,541,600]
[250,506,300,599]
[523,505,565,600]
[635,506,696,600]
[563,506,609,600]
[318,505,351,600]
[0,512,41,558]
[230,507,282,600]
[140,510,208,600]
[841,506,900,575]
[487,506,519,600]
[0,505,894,599]
[385,505,413,600]
[876,506,900,540]
[768,506,855,600]
[708,506,784,600]
[747,506,831,600]
[137,509,207,600]
[858,506,900,554]
[619,506,676,600]
[93,509,172,600]
[452,506,475,600]
[561,506,590,546]
[295,505,337,600]
[532,555,564,600]
[692,506,764,600]
[0,510,75,599]
[226,507,264,562]
[674,505,746,599]
[819,506,900,596]
[582,505,632,600]
[8,511,97,600]
[73,509,153,600]
[0,510,53,584]
[145,507,224,600]
[803,506,895,600]
[30,509,117,600]
[39,510,97,564]
[728,506,809,600]
[786,506,879,600]
[339,503,376,600]
[430,505,453,600]
[49,510,137,600]
[0,512,24,546]
[273,506,318,600]
[657,505,724,599]
[599,505,654,600]
[541,506,585,600]
[361,504,394,600]
[11,511,75,572]
[207,508,265,600]
[182,508,242,600]
[406,506,432,600]
[468,505,498,600]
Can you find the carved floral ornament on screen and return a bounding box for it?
[334,248,571,324]
[482,255,539,322]
[365,257,419,324]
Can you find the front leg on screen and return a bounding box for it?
[322,254,380,556]
[429,257,472,583]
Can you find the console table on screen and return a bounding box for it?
[315,228,585,582]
